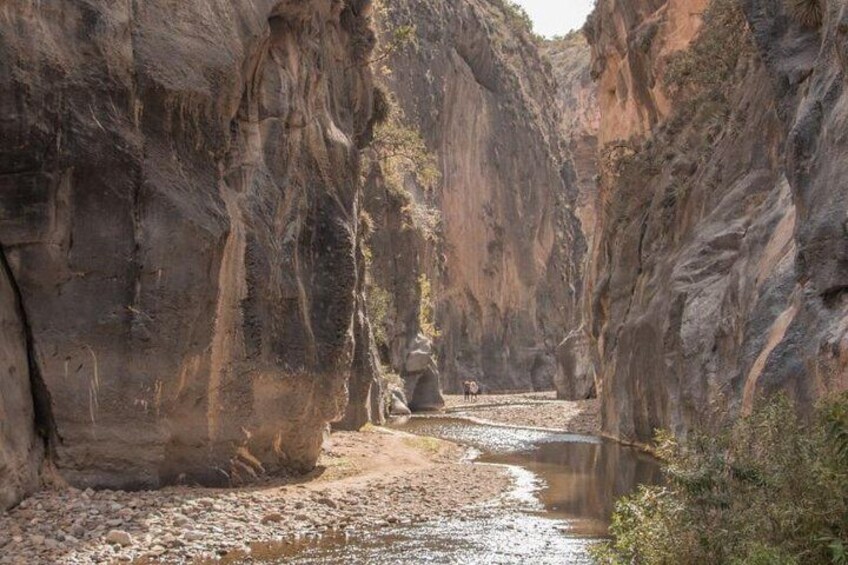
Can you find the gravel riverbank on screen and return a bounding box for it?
[0,394,598,564]
[0,428,508,564]
[444,392,600,435]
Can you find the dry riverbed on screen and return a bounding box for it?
[0,428,508,564]
[444,392,600,435]
[0,394,598,564]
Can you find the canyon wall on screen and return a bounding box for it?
[579,0,848,443]
[542,32,600,245]
[0,249,42,509]
[375,0,586,394]
[0,0,376,502]
[542,33,601,401]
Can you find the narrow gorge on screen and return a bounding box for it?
[1,0,847,563]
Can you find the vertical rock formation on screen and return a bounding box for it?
[0,249,42,510]
[373,0,586,396]
[542,32,601,244]
[335,234,386,430]
[0,0,375,492]
[582,0,848,443]
[542,32,601,401]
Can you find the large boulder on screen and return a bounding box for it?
[555,333,597,401]
[404,334,434,374]
[389,386,412,417]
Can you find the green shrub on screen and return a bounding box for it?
[372,116,440,195]
[367,92,442,243]
[593,394,848,565]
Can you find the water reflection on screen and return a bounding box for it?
[394,417,662,536]
[230,417,661,564]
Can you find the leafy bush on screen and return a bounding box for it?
[372,116,440,195]
[368,91,443,243]
[368,0,417,74]
[593,394,848,565]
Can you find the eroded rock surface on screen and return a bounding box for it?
[376,0,586,395]
[542,32,601,245]
[580,0,848,443]
[0,0,375,489]
[0,250,41,510]
[542,32,601,401]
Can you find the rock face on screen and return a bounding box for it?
[0,0,375,490]
[358,154,447,411]
[376,0,586,394]
[542,32,601,401]
[542,32,601,245]
[0,250,42,510]
[579,0,848,443]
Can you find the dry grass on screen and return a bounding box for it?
[403,436,443,455]
[786,0,825,28]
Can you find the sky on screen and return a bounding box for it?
[512,0,595,38]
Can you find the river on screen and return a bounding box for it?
[237,417,661,564]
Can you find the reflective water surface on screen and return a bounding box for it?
[234,417,661,564]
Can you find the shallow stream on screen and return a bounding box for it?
[239,417,661,564]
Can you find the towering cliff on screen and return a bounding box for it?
[579,0,848,443]
[542,32,601,245]
[0,0,376,504]
[542,33,601,401]
[372,0,586,395]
